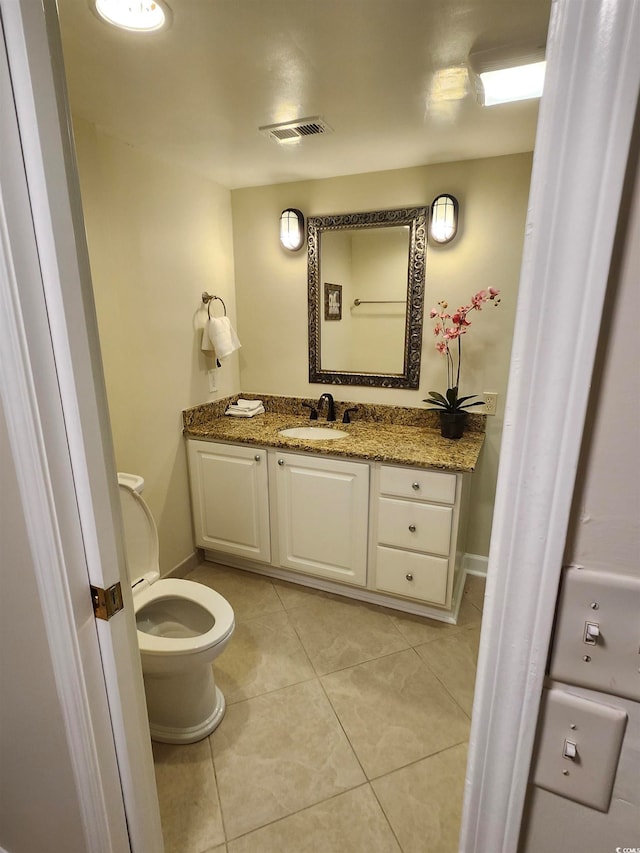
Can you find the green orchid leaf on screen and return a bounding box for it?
[456,394,480,405]
[446,388,458,407]
[459,400,484,409]
[426,392,448,406]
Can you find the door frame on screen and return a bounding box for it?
[1,0,638,851]
[460,1,640,850]
[0,1,163,850]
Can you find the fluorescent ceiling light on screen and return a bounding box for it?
[480,61,546,106]
[469,45,546,106]
[94,0,169,32]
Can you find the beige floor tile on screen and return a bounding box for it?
[202,846,227,853]
[214,609,315,703]
[455,590,483,628]
[227,785,401,853]
[187,562,284,620]
[287,595,409,675]
[416,625,481,716]
[321,648,470,779]
[372,743,468,853]
[462,574,486,612]
[388,609,463,647]
[212,679,365,839]
[153,738,224,853]
[273,578,344,610]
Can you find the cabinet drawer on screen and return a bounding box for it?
[377,497,452,556]
[376,546,449,605]
[379,465,456,504]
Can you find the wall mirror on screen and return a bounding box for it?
[308,207,427,388]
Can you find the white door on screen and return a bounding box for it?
[0,3,163,851]
[274,452,369,585]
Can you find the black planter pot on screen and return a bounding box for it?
[439,411,467,439]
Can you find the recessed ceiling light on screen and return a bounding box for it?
[469,45,546,106]
[94,0,170,33]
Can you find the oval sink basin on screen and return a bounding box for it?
[279,427,349,440]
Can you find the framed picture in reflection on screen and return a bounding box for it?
[324,282,342,321]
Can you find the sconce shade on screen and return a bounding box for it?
[280,208,305,251]
[430,195,458,244]
[94,0,169,31]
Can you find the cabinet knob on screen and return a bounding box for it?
[254,454,261,462]
[406,573,414,581]
[278,458,285,466]
[412,481,420,491]
[408,523,416,533]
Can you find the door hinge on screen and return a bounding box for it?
[91,582,124,621]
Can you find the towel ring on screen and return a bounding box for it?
[201,291,227,318]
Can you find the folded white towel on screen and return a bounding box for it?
[235,398,264,411]
[206,316,241,359]
[224,404,265,418]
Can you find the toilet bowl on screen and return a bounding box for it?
[118,473,235,744]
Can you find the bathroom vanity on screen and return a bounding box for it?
[183,395,484,623]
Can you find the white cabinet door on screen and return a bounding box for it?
[187,440,271,562]
[274,452,369,585]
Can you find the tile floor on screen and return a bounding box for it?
[152,563,486,853]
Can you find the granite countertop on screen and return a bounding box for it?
[183,394,485,473]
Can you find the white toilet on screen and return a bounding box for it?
[118,472,235,744]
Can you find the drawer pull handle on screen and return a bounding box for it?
[406,573,414,581]
[254,454,261,462]
[278,458,285,466]
[412,481,420,490]
[408,524,416,533]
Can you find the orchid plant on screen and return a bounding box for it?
[424,288,501,413]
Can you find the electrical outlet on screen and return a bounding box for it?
[483,392,497,415]
[207,369,217,393]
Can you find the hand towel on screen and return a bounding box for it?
[224,404,265,418]
[206,316,241,360]
[201,325,215,351]
[235,399,264,411]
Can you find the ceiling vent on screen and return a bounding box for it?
[259,116,333,143]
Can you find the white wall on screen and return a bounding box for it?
[231,153,533,556]
[0,403,87,853]
[72,118,240,573]
[519,123,640,853]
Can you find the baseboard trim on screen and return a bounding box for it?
[462,553,488,577]
[165,550,203,579]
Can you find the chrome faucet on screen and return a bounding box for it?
[317,393,336,422]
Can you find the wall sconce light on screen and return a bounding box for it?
[94,0,171,32]
[430,194,459,245]
[469,45,546,106]
[279,208,305,252]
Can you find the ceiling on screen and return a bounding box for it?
[56,0,551,190]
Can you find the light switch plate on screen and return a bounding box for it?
[532,687,627,811]
[549,566,640,702]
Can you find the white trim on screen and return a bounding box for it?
[460,2,640,851]
[461,553,488,578]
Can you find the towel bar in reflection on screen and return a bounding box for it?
[352,299,405,306]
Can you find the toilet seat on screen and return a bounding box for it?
[134,578,235,657]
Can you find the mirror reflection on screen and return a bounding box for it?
[308,207,427,388]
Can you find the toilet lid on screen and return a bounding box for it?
[118,483,159,583]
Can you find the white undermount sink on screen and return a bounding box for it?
[279,426,349,440]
